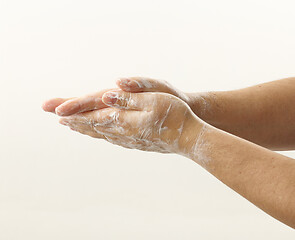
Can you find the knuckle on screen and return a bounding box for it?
[108,110,119,122]
[122,96,129,108]
[121,92,132,108]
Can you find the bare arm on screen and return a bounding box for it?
[42,77,295,150]
[182,119,295,229]
[188,77,295,150]
[43,87,295,229]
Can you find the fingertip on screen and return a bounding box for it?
[55,106,65,116]
[54,101,78,116]
[117,77,130,84]
[41,98,72,114]
[41,100,55,112]
[102,91,118,105]
[56,109,69,116]
[41,101,48,111]
[116,77,141,92]
[116,77,131,88]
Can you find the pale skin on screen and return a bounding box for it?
[42,77,295,229]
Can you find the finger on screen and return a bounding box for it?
[87,126,137,150]
[71,125,106,139]
[42,97,74,113]
[116,76,174,94]
[59,117,107,139]
[59,107,121,128]
[102,89,149,110]
[60,117,92,131]
[55,88,118,116]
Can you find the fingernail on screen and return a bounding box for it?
[118,78,131,86]
[103,92,118,104]
[55,107,64,116]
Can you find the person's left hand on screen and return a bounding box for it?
[58,89,203,155]
[41,88,118,116]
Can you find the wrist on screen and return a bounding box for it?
[185,91,218,123]
[178,115,216,169]
[177,112,207,157]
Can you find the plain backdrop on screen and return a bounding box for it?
[1,0,295,239]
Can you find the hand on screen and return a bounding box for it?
[41,88,118,116]
[116,76,190,103]
[58,90,204,155]
[42,77,193,117]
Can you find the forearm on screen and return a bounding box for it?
[186,77,295,150]
[181,119,295,229]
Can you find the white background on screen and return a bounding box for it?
[1,0,295,239]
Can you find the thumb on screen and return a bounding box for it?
[102,90,146,110]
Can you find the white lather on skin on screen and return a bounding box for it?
[92,104,175,153]
[185,123,212,167]
[132,77,154,89]
[64,89,211,166]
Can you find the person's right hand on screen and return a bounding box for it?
[42,77,193,117]
[58,89,205,156]
[115,76,190,104]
